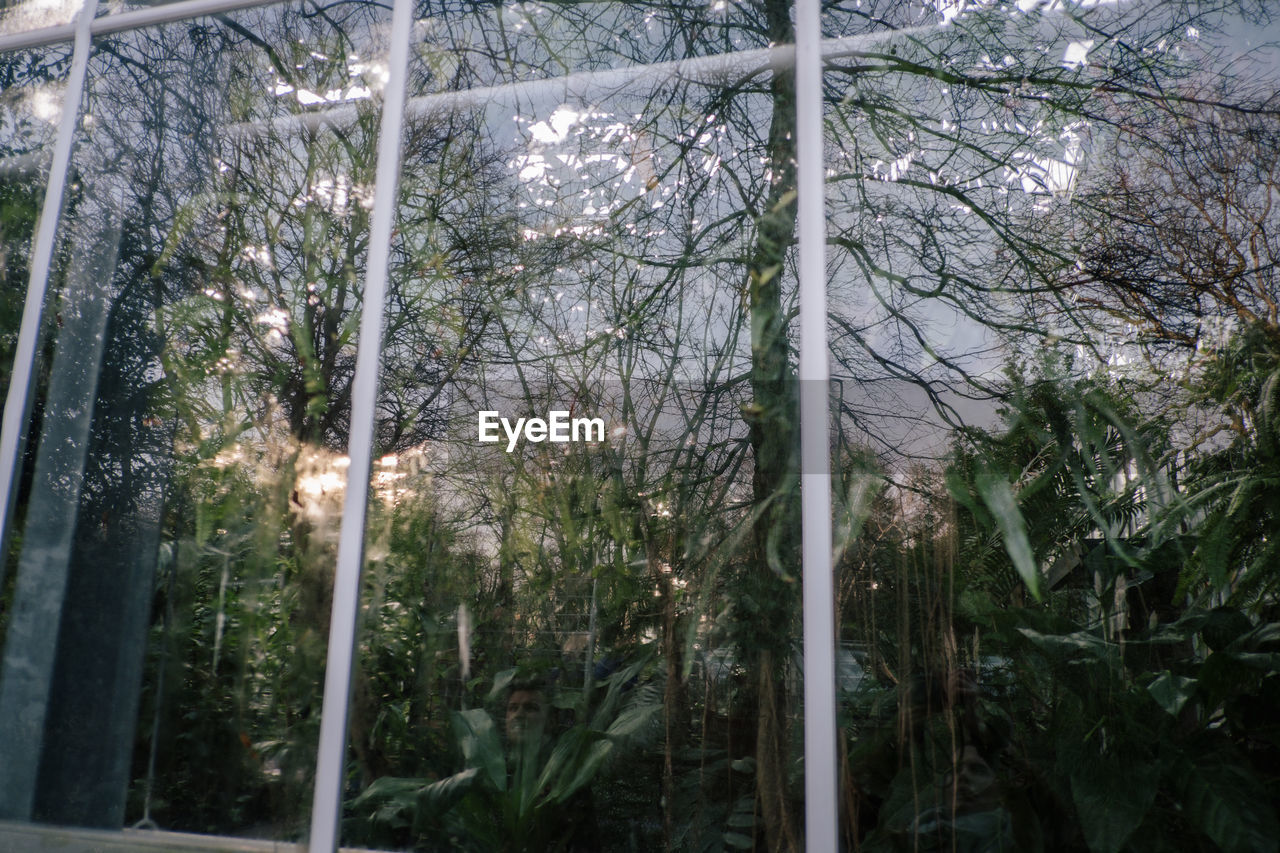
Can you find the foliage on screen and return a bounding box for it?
[869,359,1280,853]
[346,657,662,852]
[2,0,1279,849]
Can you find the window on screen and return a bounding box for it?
[2,2,1278,852]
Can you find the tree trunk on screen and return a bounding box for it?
[742,0,801,849]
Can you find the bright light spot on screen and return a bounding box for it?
[1010,124,1084,196]
[3,0,77,29]
[936,0,966,24]
[518,156,548,182]
[27,87,61,123]
[297,469,345,500]
[241,244,274,268]
[1062,39,1095,69]
[255,308,290,332]
[528,105,582,144]
[210,444,245,469]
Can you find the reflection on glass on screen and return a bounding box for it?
[0,0,1275,849]
[820,4,1280,853]
[0,45,69,413]
[0,1,389,840]
[333,1,1275,851]
[343,3,805,851]
[0,0,79,36]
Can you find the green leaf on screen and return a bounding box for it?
[975,470,1043,601]
[1017,627,1111,662]
[351,775,425,812]
[488,667,518,701]
[451,708,506,791]
[605,703,660,739]
[1175,756,1279,853]
[1258,368,1280,455]
[415,767,480,816]
[723,831,755,849]
[1070,757,1159,853]
[1146,671,1196,716]
[548,738,612,802]
[945,467,984,520]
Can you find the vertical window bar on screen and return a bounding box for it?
[796,0,837,850]
[0,0,98,588]
[307,0,414,849]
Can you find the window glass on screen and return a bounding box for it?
[341,3,805,851]
[0,44,70,429]
[822,3,1280,852]
[0,57,67,817]
[0,1,390,839]
[0,0,1277,850]
[0,43,71,686]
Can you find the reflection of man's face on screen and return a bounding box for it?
[505,689,547,747]
[944,746,997,812]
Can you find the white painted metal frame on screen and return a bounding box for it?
[795,1,837,849]
[0,0,273,53]
[226,26,935,142]
[307,0,414,849]
[0,0,97,579]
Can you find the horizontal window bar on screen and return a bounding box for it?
[0,0,280,53]
[0,820,390,852]
[228,24,937,141]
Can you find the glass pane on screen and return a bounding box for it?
[0,43,72,656]
[0,43,70,416]
[824,2,1280,852]
[342,3,804,851]
[0,0,390,840]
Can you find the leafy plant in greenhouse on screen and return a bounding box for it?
[913,367,1280,853]
[347,657,661,852]
[0,176,40,403]
[1173,328,1280,605]
[130,441,334,835]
